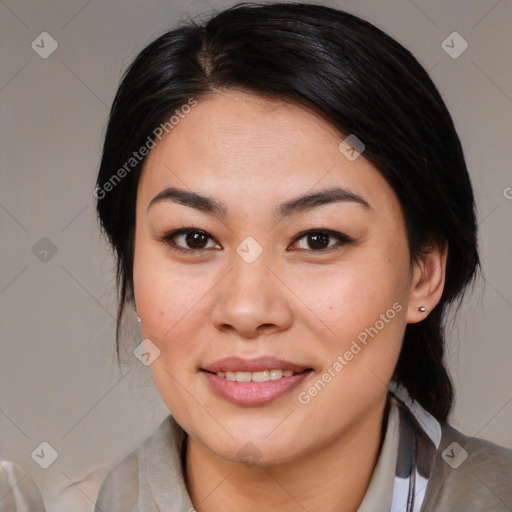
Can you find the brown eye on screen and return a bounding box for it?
[290,230,353,251]
[184,231,209,249]
[306,232,330,250]
[159,228,221,253]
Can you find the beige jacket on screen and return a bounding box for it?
[94,394,512,512]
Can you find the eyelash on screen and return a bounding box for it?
[156,228,355,255]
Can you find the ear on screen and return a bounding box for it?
[406,238,448,324]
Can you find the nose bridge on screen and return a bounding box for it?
[230,249,271,301]
[210,245,292,336]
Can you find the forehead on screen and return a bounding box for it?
[143,91,341,172]
[137,90,397,217]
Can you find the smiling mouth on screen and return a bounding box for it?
[201,356,314,405]
[202,368,314,406]
[204,368,313,382]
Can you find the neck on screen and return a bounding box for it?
[185,394,389,512]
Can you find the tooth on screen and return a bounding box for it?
[236,371,252,382]
[269,369,283,380]
[217,369,297,381]
[252,370,270,382]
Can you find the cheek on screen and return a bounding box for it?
[296,267,407,409]
[304,275,406,378]
[285,241,409,385]
[136,269,208,347]
[134,258,213,413]
[289,254,409,337]
[133,243,212,356]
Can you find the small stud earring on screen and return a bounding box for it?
[418,306,427,313]
[137,316,141,323]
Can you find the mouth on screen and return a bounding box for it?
[201,357,313,406]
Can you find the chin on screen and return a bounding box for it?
[210,436,305,468]
[189,413,313,465]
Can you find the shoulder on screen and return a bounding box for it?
[94,447,142,512]
[423,422,512,511]
[94,415,177,512]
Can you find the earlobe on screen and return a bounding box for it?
[406,240,448,324]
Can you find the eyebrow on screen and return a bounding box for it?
[147,185,371,219]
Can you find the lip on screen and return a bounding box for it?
[201,356,313,406]
[202,370,311,406]
[202,356,310,373]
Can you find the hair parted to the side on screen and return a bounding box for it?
[95,2,480,421]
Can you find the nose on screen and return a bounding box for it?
[210,255,293,339]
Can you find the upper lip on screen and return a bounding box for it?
[202,356,311,373]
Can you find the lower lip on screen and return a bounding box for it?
[202,371,311,406]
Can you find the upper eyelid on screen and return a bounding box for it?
[292,228,351,241]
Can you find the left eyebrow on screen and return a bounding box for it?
[146,185,371,219]
[275,186,371,219]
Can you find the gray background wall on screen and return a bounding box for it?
[1,0,511,510]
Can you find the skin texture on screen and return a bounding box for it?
[133,90,447,512]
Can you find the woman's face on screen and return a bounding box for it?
[133,90,419,465]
